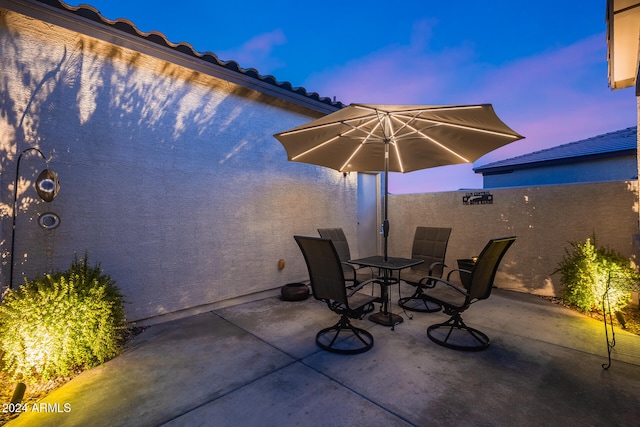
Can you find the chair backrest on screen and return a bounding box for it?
[295,236,348,305]
[468,237,517,300]
[317,228,351,263]
[411,227,452,277]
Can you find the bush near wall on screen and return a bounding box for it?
[555,237,640,313]
[0,254,126,383]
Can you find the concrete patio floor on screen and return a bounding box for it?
[7,287,640,426]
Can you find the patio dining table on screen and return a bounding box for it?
[349,255,424,328]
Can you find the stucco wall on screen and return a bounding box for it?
[0,8,358,322]
[388,181,639,296]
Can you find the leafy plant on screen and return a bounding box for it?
[0,254,126,383]
[555,236,639,313]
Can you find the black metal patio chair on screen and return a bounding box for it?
[295,235,381,354]
[317,228,375,288]
[421,236,517,351]
[397,226,452,312]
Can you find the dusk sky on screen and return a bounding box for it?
[66,0,638,193]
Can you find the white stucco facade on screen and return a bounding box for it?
[0,1,362,323]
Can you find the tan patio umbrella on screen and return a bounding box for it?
[274,103,523,260]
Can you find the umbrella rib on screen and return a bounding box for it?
[339,118,385,170]
[277,121,340,136]
[391,137,405,173]
[342,117,385,142]
[291,134,342,160]
[383,114,406,173]
[339,145,363,171]
[356,104,484,116]
[394,114,520,139]
[291,117,382,162]
[388,114,426,140]
[438,120,521,138]
[277,113,379,136]
[423,134,469,162]
[389,111,420,130]
[403,121,471,162]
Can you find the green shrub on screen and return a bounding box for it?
[555,237,639,313]
[0,254,126,383]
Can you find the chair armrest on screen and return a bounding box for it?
[341,261,357,272]
[346,261,376,276]
[340,261,358,282]
[428,261,447,276]
[412,262,448,286]
[348,278,383,297]
[446,268,472,281]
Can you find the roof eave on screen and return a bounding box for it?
[3,0,342,115]
[475,149,636,175]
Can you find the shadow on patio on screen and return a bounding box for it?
[7,287,640,426]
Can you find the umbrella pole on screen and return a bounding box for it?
[383,140,389,262]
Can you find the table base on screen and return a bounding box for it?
[369,311,403,326]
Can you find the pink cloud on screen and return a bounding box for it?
[305,21,475,104]
[464,34,635,144]
[216,29,287,73]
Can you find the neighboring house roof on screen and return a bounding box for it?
[474,126,637,174]
[29,0,343,111]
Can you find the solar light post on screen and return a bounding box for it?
[9,148,60,290]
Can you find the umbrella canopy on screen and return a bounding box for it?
[274,103,523,259]
[274,104,524,173]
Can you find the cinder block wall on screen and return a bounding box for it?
[0,8,357,323]
[388,181,639,296]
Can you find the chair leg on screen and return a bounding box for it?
[316,315,374,355]
[398,287,442,313]
[427,313,490,351]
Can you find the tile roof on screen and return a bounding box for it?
[34,0,344,110]
[474,127,637,173]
